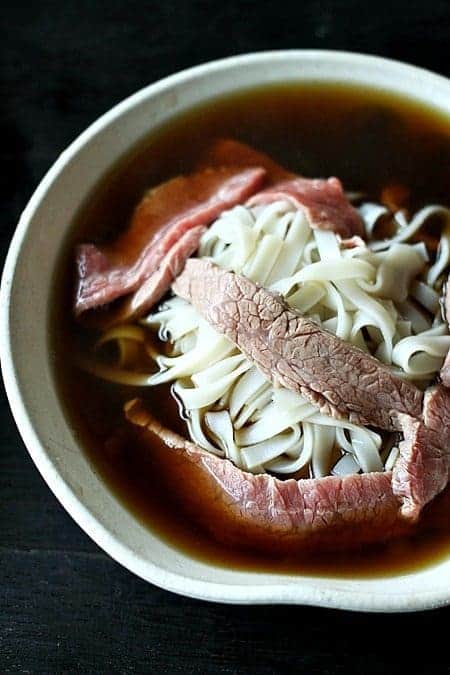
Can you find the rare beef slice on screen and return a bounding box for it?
[173,259,423,430]
[125,399,408,553]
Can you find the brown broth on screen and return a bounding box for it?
[52,82,450,577]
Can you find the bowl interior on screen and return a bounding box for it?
[2,51,450,610]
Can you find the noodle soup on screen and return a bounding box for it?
[53,82,450,576]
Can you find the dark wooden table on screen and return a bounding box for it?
[1,2,449,672]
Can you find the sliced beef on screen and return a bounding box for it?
[197,138,293,182]
[125,399,408,553]
[173,259,423,430]
[74,166,266,315]
[393,386,450,518]
[102,225,206,325]
[247,177,365,239]
[199,139,365,238]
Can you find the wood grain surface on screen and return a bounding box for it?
[1,1,449,672]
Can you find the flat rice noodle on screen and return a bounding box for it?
[74,166,266,315]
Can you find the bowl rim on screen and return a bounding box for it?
[2,50,450,612]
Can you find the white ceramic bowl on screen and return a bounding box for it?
[2,51,449,612]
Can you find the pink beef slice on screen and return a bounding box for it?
[102,226,206,326]
[199,139,365,239]
[125,399,408,553]
[247,177,365,239]
[173,259,423,431]
[74,166,266,315]
[392,386,450,519]
[197,138,294,182]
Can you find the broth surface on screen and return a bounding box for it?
[53,83,450,577]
